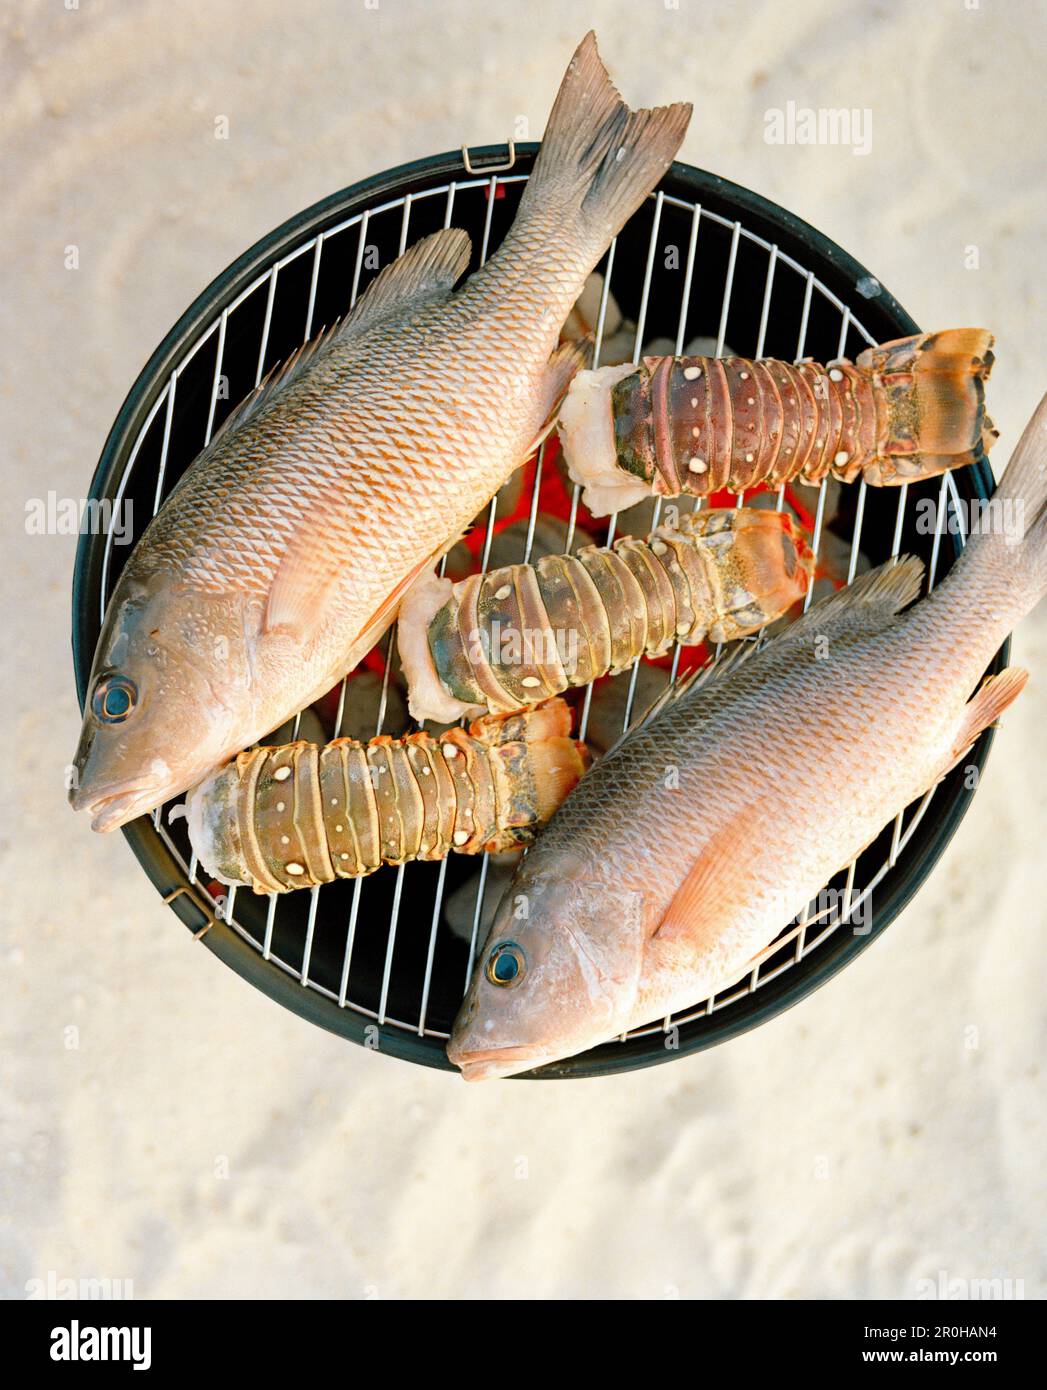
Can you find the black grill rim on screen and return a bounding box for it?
[71,145,1008,1078]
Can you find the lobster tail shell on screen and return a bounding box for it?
[611,354,881,492]
[566,331,996,509]
[184,700,588,893]
[413,509,812,719]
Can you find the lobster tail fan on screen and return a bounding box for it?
[856,329,997,485]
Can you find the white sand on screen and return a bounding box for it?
[2,0,1045,1299]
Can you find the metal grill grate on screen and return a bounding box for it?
[78,152,1001,1074]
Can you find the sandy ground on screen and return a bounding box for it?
[2,0,1045,1300]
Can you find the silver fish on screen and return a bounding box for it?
[448,394,1047,1079]
[70,32,691,831]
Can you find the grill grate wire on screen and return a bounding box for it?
[96,171,970,1047]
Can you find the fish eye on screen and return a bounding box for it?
[485,941,525,987]
[91,674,138,724]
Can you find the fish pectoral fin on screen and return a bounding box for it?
[264,486,448,655]
[526,337,593,455]
[947,666,1029,767]
[654,856,720,943]
[342,228,472,336]
[652,806,755,943]
[264,538,343,643]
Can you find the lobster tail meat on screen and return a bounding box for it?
[398,509,814,722]
[558,330,996,515]
[181,700,588,894]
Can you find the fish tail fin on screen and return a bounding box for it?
[855,329,997,485]
[949,390,1047,621]
[515,31,691,256]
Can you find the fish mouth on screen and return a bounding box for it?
[70,779,161,832]
[449,1044,552,1082]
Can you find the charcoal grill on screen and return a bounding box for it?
[72,145,1006,1076]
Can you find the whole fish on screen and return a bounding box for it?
[70,32,691,831]
[448,393,1047,1079]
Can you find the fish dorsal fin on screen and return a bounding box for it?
[600,562,923,760]
[342,227,472,335]
[207,228,472,452]
[598,650,746,760]
[631,661,703,726]
[776,556,925,644]
[635,561,925,724]
[209,321,343,447]
[687,637,762,689]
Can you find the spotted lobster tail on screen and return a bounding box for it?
[179,701,589,894]
[557,332,997,516]
[398,510,813,722]
[515,31,691,259]
[855,328,997,485]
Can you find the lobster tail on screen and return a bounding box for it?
[854,329,997,486]
[400,511,812,722]
[558,334,998,514]
[180,702,587,894]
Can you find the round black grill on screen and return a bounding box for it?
[72,147,1005,1076]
